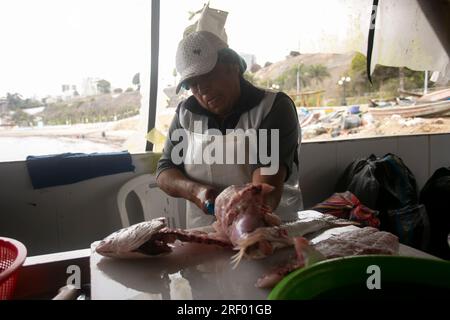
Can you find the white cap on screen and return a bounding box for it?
[175,31,228,94]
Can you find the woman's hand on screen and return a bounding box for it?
[191,184,219,214]
[252,166,287,211]
[156,168,220,215]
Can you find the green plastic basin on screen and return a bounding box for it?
[268,255,450,299]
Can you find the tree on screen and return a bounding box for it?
[348,52,425,95]
[275,64,311,92]
[132,73,140,90]
[97,80,111,94]
[113,88,123,94]
[250,63,262,73]
[243,72,257,85]
[11,109,34,126]
[349,52,372,95]
[6,92,23,110]
[309,64,330,86]
[23,98,41,108]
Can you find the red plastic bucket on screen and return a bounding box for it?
[0,237,27,300]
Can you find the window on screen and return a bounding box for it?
[0,0,151,161]
[2,1,447,162]
[154,0,449,148]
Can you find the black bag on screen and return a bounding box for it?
[420,167,450,259]
[335,154,379,209]
[387,204,430,251]
[336,153,429,249]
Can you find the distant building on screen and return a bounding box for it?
[0,98,7,113]
[239,53,256,72]
[61,84,78,100]
[81,77,100,96]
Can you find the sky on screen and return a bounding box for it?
[0,0,150,99]
[0,0,348,99]
[158,0,350,88]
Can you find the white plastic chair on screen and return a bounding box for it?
[117,174,183,228]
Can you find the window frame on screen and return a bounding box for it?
[146,0,160,152]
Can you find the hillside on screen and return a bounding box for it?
[253,52,356,100]
[39,91,141,125]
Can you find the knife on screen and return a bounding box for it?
[204,200,215,215]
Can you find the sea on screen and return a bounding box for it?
[0,136,123,162]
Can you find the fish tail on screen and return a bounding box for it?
[230,248,245,269]
[293,237,325,266]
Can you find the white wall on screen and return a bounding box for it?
[0,153,173,255]
[0,133,449,255]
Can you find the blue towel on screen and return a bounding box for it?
[26,151,135,189]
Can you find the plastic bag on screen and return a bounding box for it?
[313,191,380,228]
[336,153,419,225]
[420,167,450,259]
[335,153,430,250]
[335,154,379,209]
[387,204,430,251]
[183,3,228,43]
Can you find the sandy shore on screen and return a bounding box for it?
[304,116,450,142]
[0,116,141,148]
[1,112,449,147]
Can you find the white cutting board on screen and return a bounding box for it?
[90,240,296,300]
[90,225,438,300]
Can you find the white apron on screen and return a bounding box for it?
[181,91,303,228]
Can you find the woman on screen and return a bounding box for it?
[156,31,302,228]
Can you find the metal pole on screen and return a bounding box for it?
[146,0,160,152]
[342,83,347,106]
[424,70,428,94]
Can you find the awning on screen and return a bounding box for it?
[295,0,449,82]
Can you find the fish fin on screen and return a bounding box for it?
[230,248,245,269]
[263,212,282,226]
[294,237,325,267]
[259,183,275,194]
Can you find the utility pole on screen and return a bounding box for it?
[399,67,405,91]
[338,76,351,106]
[424,70,428,94]
[296,40,301,95]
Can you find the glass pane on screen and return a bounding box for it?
[154,0,205,151]
[0,0,151,162]
[155,0,449,148]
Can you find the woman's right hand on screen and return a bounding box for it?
[191,183,219,215]
[156,168,218,215]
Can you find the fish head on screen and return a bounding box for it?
[96,218,167,258]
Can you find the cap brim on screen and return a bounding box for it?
[175,54,219,94]
[175,81,184,94]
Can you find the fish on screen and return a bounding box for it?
[95,190,358,265]
[255,237,325,288]
[230,210,359,266]
[255,227,399,288]
[96,217,232,258]
[212,181,359,267]
[213,183,281,241]
[211,183,285,266]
